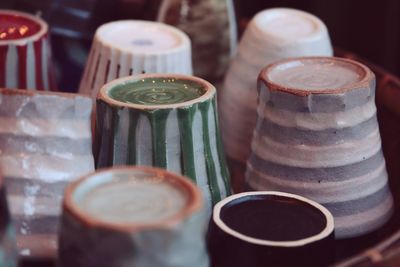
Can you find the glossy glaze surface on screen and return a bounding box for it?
[108,78,205,105]
[0,14,41,40]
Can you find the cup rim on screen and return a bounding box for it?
[63,165,203,232]
[259,56,373,96]
[95,20,191,55]
[213,191,334,247]
[0,9,48,45]
[250,7,329,44]
[98,73,215,109]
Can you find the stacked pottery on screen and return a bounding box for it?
[58,166,209,267]
[218,8,333,191]
[0,10,57,91]
[0,174,17,267]
[79,20,192,98]
[0,88,94,257]
[94,74,231,212]
[246,57,393,239]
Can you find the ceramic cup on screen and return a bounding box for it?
[58,166,209,267]
[218,8,333,192]
[0,88,94,258]
[95,74,231,212]
[79,20,193,99]
[208,191,334,267]
[246,57,394,239]
[0,174,17,267]
[0,10,57,91]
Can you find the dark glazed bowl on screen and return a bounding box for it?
[208,191,335,267]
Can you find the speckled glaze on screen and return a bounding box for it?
[218,8,333,192]
[0,88,94,258]
[0,10,57,91]
[208,191,335,267]
[95,74,231,212]
[0,175,17,267]
[246,57,394,239]
[79,20,192,98]
[58,166,209,267]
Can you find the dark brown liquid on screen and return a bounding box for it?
[220,195,327,241]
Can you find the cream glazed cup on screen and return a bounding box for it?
[246,57,394,239]
[58,166,209,267]
[218,7,333,192]
[79,20,193,99]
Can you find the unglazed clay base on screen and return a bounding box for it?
[59,167,209,267]
[247,57,393,239]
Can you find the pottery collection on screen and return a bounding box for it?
[0,88,94,257]
[79,20,193,99]
[0,5,395,267]
[218,8,333,191]
[58,166,209,267]
[0,10,57,91]
[94,74,231,211]
[246,57,393,239]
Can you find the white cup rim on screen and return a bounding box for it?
[213,191,335,247]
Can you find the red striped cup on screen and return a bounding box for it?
[0,10,57,91]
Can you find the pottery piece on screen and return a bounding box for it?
[0,10,57,91]
[79,20,192,98]
[0,174,17,267]
[246,57,394,239]
[157,0,237,85]
[58,166,209,267]
[95,74,231,211]
[0,88,94,258]
[208,191,335,267]
[218,8,333,192]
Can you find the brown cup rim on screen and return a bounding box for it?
[98,73,215,110]
[95,20,191,55]
[258,56,373,96]
[213,191,334,247]
[0,9,48,45]
[63,166,203,233]
[0,87,90,99]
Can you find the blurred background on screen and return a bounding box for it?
[1,0,399,91]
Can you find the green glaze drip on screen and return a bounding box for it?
[108,78,205,105]
[199,100,222,204]
[148,110,171,168]
[109,108,119,166]
[178,107,197,183]
[212,99,232,194]
[127,109,140,165]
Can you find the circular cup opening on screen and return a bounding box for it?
[99,74,214,109]
[213,191,334,247]
[64,166,202,231]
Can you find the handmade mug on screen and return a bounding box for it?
[58,166,209,267]
[79,20,192,98]
[208,191,335,267]
[246,57,394,239]
[94,74,231,211]
[0,10,57,91]
[0,88,94,257]
[218,8,333,192]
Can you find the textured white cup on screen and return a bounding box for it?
[79,20,193,98]
[219,8,333,190]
